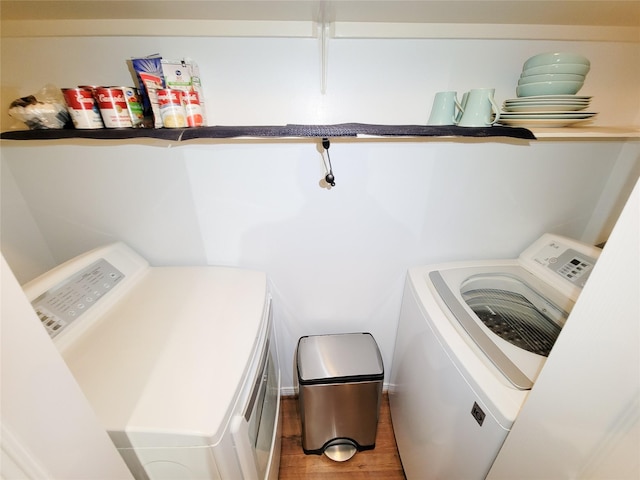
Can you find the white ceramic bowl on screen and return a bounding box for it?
[518,73,585,85]
[522,63,590,76]
[516,81,584,97]
[523,52,590,70]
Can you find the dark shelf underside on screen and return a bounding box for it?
[0,123,536,141]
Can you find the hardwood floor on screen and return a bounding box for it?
[278,393,406,479]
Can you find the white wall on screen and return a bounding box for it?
[4,139,638,391]
[0,156,57,280]
[2,35,640,391]
[1,37,639,127]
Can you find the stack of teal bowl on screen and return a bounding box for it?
[498,52,597,127]
[516,52,590,97]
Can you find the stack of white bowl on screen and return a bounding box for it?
[516,52,590,97]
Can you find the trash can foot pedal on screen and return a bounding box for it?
[324,439,357,462]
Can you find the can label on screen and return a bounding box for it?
[181,90,204,127]
[94,87,133,128]
[157,89,187,128]
[118,87,144,127]
[62,88,104,129]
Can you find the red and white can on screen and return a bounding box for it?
[181,90,204,127]
[62,88,104,129]
[94,87,133,128]
[157,89,187,128]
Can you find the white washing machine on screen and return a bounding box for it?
[22,242,281,480]
[389,234,601,480]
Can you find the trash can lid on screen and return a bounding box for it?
[297,333,384,383]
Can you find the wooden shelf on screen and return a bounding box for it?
[528,126,640,140]
[0,123,537,142]
[4,125,639,143]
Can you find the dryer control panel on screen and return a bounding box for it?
[22,242,149,350]
[30,259,124,338]
[520,233,601,300]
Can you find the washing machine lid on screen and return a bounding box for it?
[427,234,601,390]
[429,262,576,391]
[432,270,532,390]
[460,273,564,358]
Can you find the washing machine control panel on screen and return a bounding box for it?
[30,259,124,338]
[538,247,596,287]
[520,233,601,295]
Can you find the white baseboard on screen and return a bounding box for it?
[280,386,296,397]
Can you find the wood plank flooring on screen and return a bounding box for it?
[278,394,406,479]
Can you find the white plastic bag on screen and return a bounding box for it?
[8,84,70,129]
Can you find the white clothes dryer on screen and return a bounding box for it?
[389,234,600,480]
[22,243,281,480]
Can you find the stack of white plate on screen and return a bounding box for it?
[499,95,597,127]
[498,52,597,127]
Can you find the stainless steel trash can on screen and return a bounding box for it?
[296,333,384,462]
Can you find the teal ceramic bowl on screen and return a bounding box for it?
[523,52,590,70]
[518,73,585,85]
[516,81,584,97]
[522,63,590,76]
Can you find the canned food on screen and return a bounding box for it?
[157,89,187,128]
[181,90,204,127]
[62,88,104,129]
[94,87,133,128]
[118,87,144,127]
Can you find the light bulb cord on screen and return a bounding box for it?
[322,137,335,186]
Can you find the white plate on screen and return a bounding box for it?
[498,117,595,127]
[504,99,590,104]
[504,100,590,106]
[504,95,592,102]
[503,104,590,112]
[500,112,597,119]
